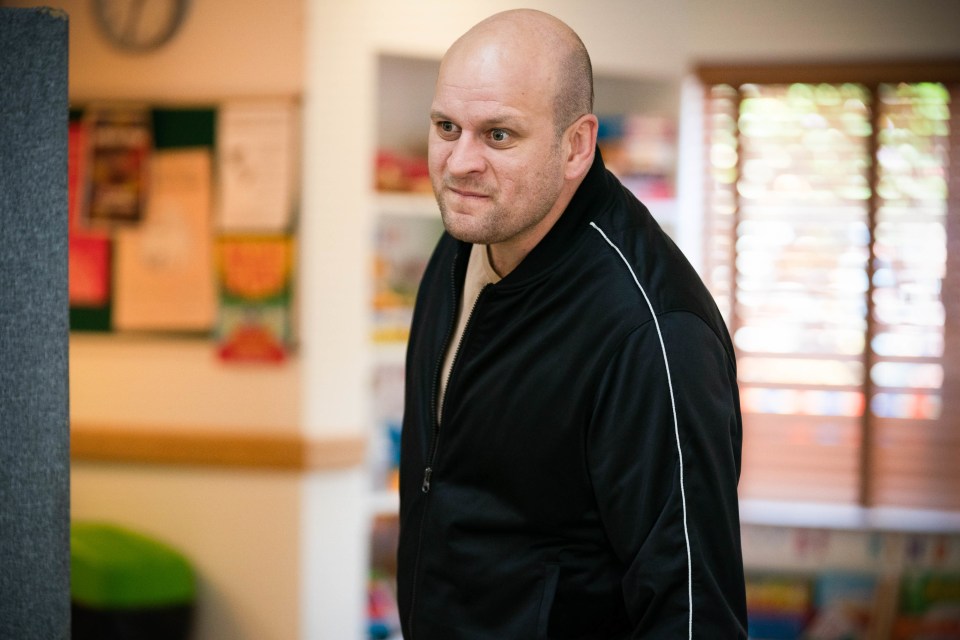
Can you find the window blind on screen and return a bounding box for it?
[699,64,960,511]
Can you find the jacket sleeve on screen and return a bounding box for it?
[587,311,748,638]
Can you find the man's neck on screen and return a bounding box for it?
[486,183,581,277]
[485,245,504,278]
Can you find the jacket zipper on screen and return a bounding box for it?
[422,281,488,492]
[408,256,488,637]
[407,258,458,639]
[421,261,459,493]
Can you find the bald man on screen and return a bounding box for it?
[398,10,747,638]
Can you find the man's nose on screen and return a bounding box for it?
[446,135,485,176]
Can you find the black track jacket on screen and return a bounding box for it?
[398,151,748,639]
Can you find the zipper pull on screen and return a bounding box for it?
[421,467,433,493]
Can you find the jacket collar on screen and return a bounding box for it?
[495,147,614,286]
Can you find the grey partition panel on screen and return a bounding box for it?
[0,8,71,640]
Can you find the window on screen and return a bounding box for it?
[697,63,960,512]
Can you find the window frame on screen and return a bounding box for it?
[693,60,960,530]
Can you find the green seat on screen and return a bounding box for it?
[71,521,196,640]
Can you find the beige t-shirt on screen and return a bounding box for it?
[437,244,501,423]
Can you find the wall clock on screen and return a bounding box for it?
[92,0,191,52]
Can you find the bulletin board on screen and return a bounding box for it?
[68,101,299,363]
[69,106,216,332]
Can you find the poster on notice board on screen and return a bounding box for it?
[216,100,299,232]
[215,234,295,362]
[84,104,151,228]
[112,149,217,332]
[68,119,112,309]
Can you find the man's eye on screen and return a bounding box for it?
[438,121,459,135]
[490,129,510,143]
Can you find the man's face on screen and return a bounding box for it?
[428,41,567,251]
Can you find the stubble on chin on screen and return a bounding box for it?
[434,187,501,245]
[437,203,494,245]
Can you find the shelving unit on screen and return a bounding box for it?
[375,192,439,219]
[368,56,686,452]
[364,52,684,639]
[368,51,683,512]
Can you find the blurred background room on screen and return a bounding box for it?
[2,0,959,638]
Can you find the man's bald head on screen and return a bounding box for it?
[443,9,594,137]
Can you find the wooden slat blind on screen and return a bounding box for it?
[700,65,960,512]
[869,82,956,510]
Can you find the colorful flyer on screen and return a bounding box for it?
[215,234,295,362]
[68,118,112,308]
[84,104,152,227]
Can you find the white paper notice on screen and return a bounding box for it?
[217,100,298,231]
[113,149,217,331]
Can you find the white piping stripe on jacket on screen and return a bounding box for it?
[589,221,693,639]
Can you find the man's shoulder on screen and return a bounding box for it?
[579,202,730,340]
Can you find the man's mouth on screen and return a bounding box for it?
[446,184,489,199]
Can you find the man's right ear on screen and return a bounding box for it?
[563,114,598,181]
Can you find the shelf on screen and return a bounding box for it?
[375,191,438,218]
[365,496,960,533]
[370,489,400,517]
[740,499,960,534]
[373,192,677,234]
[374,341,408,362]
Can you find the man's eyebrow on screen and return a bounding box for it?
[429,110,523,129]
[483,115,521,129]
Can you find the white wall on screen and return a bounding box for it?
[57,0,304,102]
[686,0,960,62]
[72,463,304,640]
[70,335,301,431]
[32,0,308,434]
